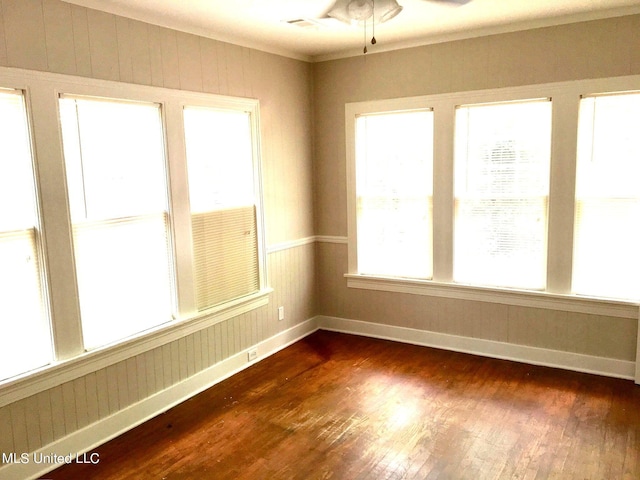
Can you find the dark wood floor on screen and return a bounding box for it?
[45,330,640,479]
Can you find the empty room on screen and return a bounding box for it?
[0,0,639,478]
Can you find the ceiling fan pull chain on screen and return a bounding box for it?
[363,16,368,53]
[371,0,377,45]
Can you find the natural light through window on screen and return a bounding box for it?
[454,100,552,290]
[573,93,640,301]
[0,89,51,381]
[183,106,259,310]
[355,110,434,278]
[59,96,174,350]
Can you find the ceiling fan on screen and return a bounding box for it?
[324,0,471,26]
[287,0,473,53]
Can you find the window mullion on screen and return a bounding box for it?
[546,94,580,294]
[250,105,268,293]
[432,102,455,283]
[28,84,84,360]
[164,101,197,317]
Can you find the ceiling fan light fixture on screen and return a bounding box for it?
[377,0,403,23]
[327,0,403,26]
[328,0,369,25]
[348,0,374,21]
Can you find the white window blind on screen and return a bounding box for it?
[573,93,640,301]
[183,107,259,310]
[0,89,51,381]
[59,96,174,350]
[355,110,434,278]
[454,100,552,289]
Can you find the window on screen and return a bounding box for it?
[183,106,260,310]
[0,69,269,402]
[354,110,434,278]
[347,85,639,313]
[573,93,640,301]
[59,96,174,350]
[0,89,51,381]
[341,83,640,331]
[454,100,552,290]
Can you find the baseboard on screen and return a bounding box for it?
[316,315,636,381]
[1,317,320,480]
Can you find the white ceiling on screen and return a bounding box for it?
[63,0,640,62]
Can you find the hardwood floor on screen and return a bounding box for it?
[45,330,640,479]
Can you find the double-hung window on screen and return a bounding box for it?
[573,92,640,301]
[0,89,51,381]
[453,100,552,290]
[354,110,434,278]
[0,69,269,399]
[347,82,638,315]
[59,96,174,350]
[183,106,261,311]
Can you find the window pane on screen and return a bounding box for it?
[184,108,254,212]
[59,98,167,221]
[355,110,434,278]
[73,215,173,348]
[184,107,259,310]
[0,89,51,381]
[573,93,640,300]
[60,96,174,350]
[454,100,552,289]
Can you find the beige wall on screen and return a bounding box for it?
[313,16,640,360]
[0,0,316,469]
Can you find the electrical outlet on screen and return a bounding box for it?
[278,306,285,321]
[247,349,258,362]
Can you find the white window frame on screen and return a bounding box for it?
[182,106,263,311]
[452,98,553,291]
[0,67,270,407]
[59,95,177,351]
[572,92,640,301]
[0,87,52,382]
[354,108,435,279]
[345,76,640,320]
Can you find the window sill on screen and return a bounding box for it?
[345,274,638,319]
[0,288,272,408]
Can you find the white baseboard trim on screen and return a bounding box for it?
[316,315,636,381]
[2,318,320,480]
